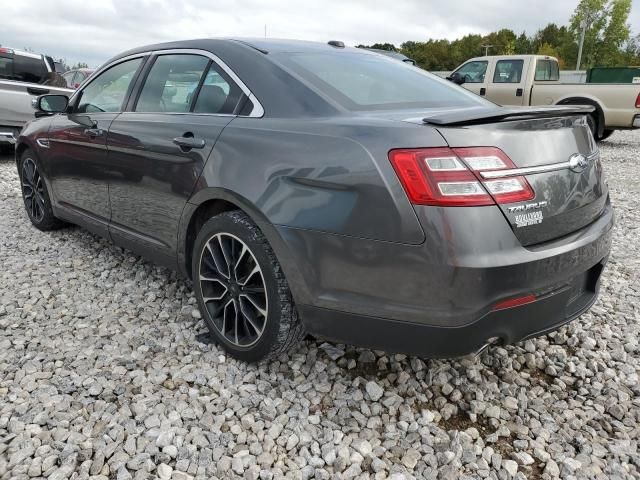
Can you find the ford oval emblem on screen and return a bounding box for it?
[568,153,588,173]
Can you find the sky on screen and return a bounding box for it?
[2,0,639,67]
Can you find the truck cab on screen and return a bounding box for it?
[448,54,558,106]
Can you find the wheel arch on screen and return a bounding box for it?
[555,96,606,138]
[14,140,35,168]
[179,187,312,305]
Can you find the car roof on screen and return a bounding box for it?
[466,54,557,62]
[0,47,42,59]
[111,37,372,61]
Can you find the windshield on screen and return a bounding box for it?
[275,51,490,111]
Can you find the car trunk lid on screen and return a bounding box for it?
[423,106,608,246]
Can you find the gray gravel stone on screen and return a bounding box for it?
[1,132,639,478]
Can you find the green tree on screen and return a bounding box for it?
[514,32,533,54]
[570,0,632,67]
[537,43,566,68]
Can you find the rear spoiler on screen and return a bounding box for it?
[422,105,595,126]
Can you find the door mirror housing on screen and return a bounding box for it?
[35,94,69,113]
[447,72,466,85]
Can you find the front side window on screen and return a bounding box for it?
[535,59,559,81]
[453,61,488,83]
[493,60,524,83]
[76,58,142,113]
[275,52,489,111]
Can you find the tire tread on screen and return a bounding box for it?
[196,210,305,360]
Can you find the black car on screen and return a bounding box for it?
[16,39,613,362]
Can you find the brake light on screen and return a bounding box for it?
[635,92,640,108]
[0,48,14,55]
[389,147,534,206]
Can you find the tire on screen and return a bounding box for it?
[586,113,598,140]
[600,129,614,141]
[191,210,304,362]
[19,149,66,231]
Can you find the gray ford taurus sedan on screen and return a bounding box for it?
[16,38,613,361]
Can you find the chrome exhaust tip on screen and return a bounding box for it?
[473,336,501,358]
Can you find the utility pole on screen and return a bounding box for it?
[576,18,588,70]
[481,45,494,56]
[264,24,267,38]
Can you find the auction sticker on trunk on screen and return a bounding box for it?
[514,211,544,227]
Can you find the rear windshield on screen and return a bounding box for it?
[274,52,489,111]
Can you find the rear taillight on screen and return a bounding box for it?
[635,92,640,108]
[389,146,534,207]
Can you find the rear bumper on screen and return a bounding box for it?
[633,115,640,128]
[275,198,613,357]
[300,259,605,358]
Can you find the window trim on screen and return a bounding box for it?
[71,48,264,117]
[133,48,264,117]
[131,54,241,115]
[492,59,525,84]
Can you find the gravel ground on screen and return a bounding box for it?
[0,131,639,480]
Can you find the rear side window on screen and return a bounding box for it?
[136,54,209,113]
[13,55,47,83]
[493,60,524,83]
[76,58,142,113]
[0,54,47,83]
[135,54,242,114]
[276,52,489,111]
[535,59,559,81]
[453,61,488,83]
[193,67,239,114]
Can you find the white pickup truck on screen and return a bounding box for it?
[0,47,72,146]
[448,54,640,140]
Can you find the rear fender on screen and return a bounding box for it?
[179,187,313,304]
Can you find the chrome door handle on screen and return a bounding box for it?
[173,136,205,150]
[84,128,103,137]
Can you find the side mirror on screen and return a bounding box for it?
[35,94,69,113]
[447,72,466,85]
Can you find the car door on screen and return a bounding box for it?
[47,56,146,237]
[453,60,489,98]
[105,51,245,264]
[486,59,527,106]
